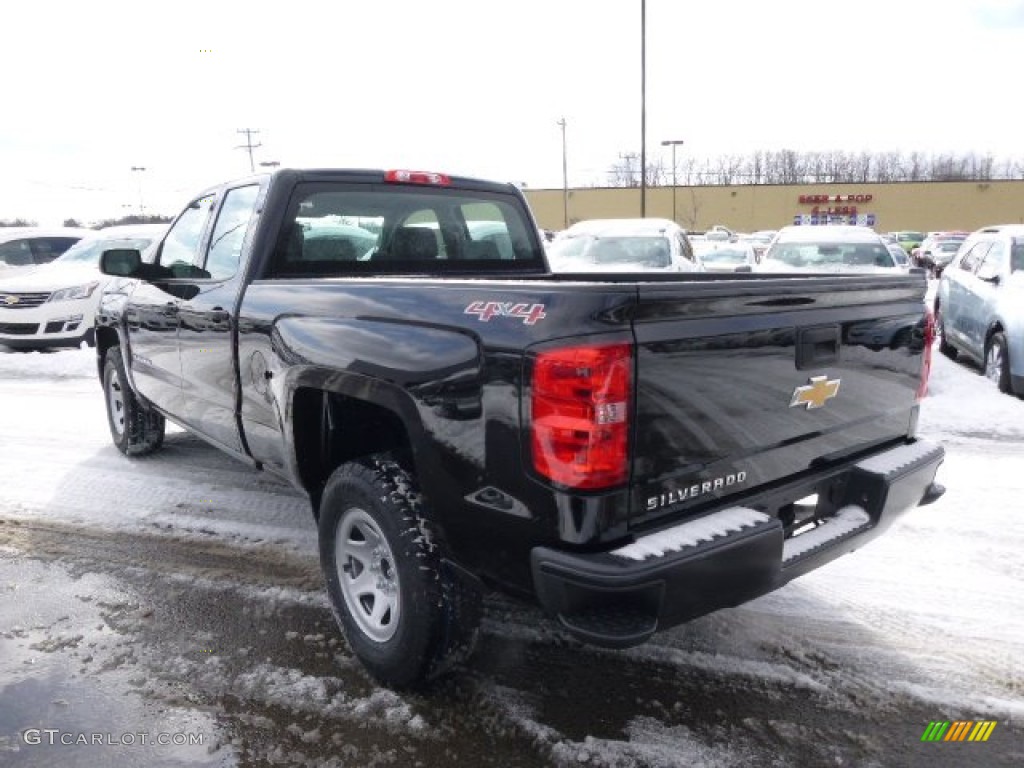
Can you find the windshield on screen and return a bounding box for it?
[766,241,895,268]
[54,236,158,265]
[548,235,671,268]
[897,232,925,242]
[936,242,961,252]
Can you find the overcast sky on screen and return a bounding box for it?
[3,0,1023,224]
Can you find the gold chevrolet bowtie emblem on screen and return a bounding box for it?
[790,375,841,409]
[3,296,18,306]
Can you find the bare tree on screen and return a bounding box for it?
[683,187,702,231]
[607,153,669,187]
[603,148,1024,186]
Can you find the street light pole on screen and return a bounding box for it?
[557,118,568,228]
[661,140,684,223]
[130,166,146,216]
[640,0,647,217]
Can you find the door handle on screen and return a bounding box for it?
[796,324,840,370]
[209,308,231,322]
[162,302,179,317]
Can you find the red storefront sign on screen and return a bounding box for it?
[798,194,874,204]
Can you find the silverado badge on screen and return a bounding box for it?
[790,375,840,409]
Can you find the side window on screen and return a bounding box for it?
[958,241,990,274]
[975,241,1007,281]
[0,239,34,266]
[159,195,216,276]
[205,185,260,280]
[1011,240,1024,273]
[677,232,695,263]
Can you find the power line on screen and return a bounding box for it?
[235,128,262,173]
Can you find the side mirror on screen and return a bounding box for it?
[977,270,1001,285]
[100,248,143,277]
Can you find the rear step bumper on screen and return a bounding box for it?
[530,440,945,649]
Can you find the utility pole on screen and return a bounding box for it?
[557,118,569,229]
[236,128,262,173]
[130,166,146,215]
[661,140,684,223]
[640,0,647,217]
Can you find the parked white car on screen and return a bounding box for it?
[0,224,167,349]
[759,225,904,274]
[546,218,699,273]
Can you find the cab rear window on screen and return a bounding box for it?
[266,183,545,277]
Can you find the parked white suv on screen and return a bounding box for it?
[0,224,167,349]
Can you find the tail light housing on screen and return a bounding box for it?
[917,309,935,400]
[530,342,632,489]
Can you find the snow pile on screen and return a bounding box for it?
[919,352,1024,442]
[0,344,95,379]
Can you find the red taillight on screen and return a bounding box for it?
[384,169,451,186]
[917,309,935,400]
[530,343,632,489]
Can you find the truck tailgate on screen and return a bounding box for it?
[630,274,929,527]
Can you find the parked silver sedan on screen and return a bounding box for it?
[934,224,1024,397]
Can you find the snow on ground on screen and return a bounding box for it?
[1,337,1022,766]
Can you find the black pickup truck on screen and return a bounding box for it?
[95,168,945,687]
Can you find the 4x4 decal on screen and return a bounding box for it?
[464,301,547,326]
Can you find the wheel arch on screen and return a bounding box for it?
[985,319,1006,350]
[94,325,119,381]
[288,378,428,519]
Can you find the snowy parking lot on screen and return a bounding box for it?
[0,339,1021,767]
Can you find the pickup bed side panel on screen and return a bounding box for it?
[235,279,637,590]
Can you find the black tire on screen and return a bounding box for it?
[935,304,957,359]
[103,347,165,455]
[318,455,482,688]
[985,332,1012,394]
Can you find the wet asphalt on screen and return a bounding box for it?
[2,510,1021,768]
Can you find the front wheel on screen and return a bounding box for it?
[318,455,481,688]
[985,332,1012,394]
[103,347,165,455]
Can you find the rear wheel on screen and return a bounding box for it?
[103,347,165,455]
[985,332,1011,394]
[318,455,482,688]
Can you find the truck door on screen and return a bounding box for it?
[944,240,990,354]
[175,183,262,453]
[127,194,216,416]
[961,240,1007,353]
